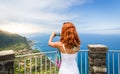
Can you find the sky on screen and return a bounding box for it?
[0,0,120,35]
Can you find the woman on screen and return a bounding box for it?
[48,22,80,74]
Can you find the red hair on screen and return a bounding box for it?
[60,22,80,49]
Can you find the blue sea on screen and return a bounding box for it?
[27,34,120,74]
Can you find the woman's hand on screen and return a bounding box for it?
[51,32,56,38]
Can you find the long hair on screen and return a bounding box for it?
[60,22,80,49]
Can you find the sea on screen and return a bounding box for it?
[27,34,120,74]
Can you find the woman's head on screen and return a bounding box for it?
[60,22,80,49]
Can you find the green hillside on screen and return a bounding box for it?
[0,30,31,51]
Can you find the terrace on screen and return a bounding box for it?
[0,44,120,74]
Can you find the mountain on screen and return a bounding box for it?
[0,30,31,51]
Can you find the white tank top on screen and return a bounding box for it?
[59,44,80,74]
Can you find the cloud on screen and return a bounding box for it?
[0,0,86,10]
[0,0,88,34]
[0,0,86,20]
[0,0,119,35]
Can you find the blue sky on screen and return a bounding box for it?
[0,0,120,35]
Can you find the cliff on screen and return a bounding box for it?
[0,30,31,51]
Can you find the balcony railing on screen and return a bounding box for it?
[15,50,89,74]
[14,50,120,74]
[107,50,120,74]
[15,51,58,74]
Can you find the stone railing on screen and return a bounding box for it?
[0,50,15,74]
[88,44,108,74]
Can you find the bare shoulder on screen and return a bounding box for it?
[74,45,80,52]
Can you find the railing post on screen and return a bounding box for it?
[88,44,108,74]
[0,50,15,74]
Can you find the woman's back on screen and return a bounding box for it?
[58,42,79,54]
[59,45,79,74]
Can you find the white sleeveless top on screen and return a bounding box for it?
[59,45,80,74]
